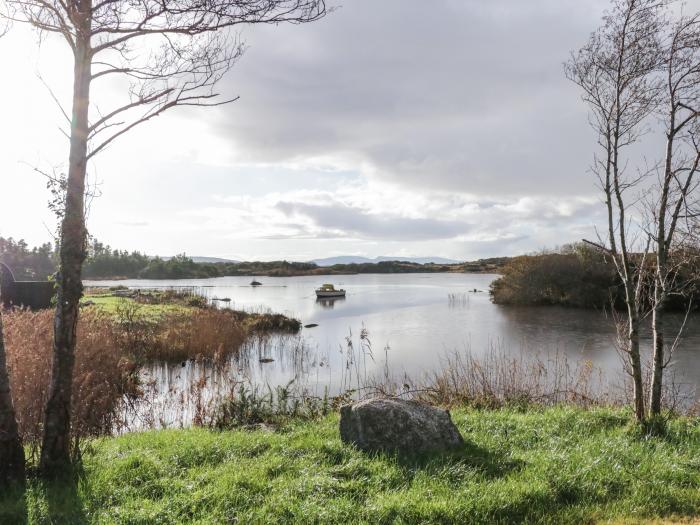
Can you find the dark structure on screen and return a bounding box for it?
[0,262,55,310]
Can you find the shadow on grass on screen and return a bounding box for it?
[392,439,523,482]
[19,469,89,525]
[0,483,28,525]
[43,477,88,525]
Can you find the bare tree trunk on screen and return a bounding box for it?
[649,274,665,416]
[622,271,645,422]
[39,31,91,479]
[650,122,673,418]
[0,304,25,487]
[628,313,645,422]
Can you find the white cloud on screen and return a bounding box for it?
[0,0,622,259]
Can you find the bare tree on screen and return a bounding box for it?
[1,0,326,478]
[648,14,700,416]
[566,0,666,423]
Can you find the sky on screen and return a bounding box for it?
[0,0,634,262]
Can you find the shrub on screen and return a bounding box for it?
[490,246,619,308]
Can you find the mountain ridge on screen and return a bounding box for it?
[310,256,461,267]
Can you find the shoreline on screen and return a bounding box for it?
[83,269,501,281]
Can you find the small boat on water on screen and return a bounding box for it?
[315,283,346,298]
[250,280,262,286]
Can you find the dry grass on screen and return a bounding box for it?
[3,309,139,450]
[416,347,607,409]
[2,304,288,446]
[110,301,261,363]
[147,309,248,363]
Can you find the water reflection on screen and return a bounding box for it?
[85,273,700,430]
[316,296,346,309]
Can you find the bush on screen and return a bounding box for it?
[490,245,619,308]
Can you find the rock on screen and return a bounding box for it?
[340,397,464,454]
[304,323,319,328]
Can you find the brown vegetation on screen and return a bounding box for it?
[3,309,138,453]
[490,246,619,308]
[2,304,300,449]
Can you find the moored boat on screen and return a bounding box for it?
[315,283,346,298]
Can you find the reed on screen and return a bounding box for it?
[3,309,140,454]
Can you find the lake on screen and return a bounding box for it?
[85,273,700,427]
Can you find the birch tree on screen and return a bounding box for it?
[648,14,700,416]
[570,0,700,421]
[1,0,326,478]
[566,0,665,423]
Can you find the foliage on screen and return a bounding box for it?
[4,406,700,523]
[83,240,151,279]
[2,236,509,281]
[490,244,700,310]
[0,237,55,280]
[490,244,620,308]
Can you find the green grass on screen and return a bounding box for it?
[84,294,189,317]
[4,406,700,524]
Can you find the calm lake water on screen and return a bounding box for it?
[86,273,700,427]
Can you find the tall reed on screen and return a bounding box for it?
[3,309,139,455]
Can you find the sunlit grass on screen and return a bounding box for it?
[4,406,700,524]
[84,294,188,318]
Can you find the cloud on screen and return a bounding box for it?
[274,200,472,240]
[211,0,609,196]
[183,181,602,253]
[1,0,621,259]
[116,221,150,227]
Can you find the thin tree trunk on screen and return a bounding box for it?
[605,132,618,256]
[649,274,665,416]
[650,125,674,418]
[39,32,91,479]
[0,303,25,487]
[628,310,645,422]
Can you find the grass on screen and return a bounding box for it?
[83,294,189,318]
[4,405,700,524]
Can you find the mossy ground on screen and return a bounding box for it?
[3,406,700,524]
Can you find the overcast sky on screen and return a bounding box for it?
[0,0,632,261]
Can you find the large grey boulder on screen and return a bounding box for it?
[339,397,464,454]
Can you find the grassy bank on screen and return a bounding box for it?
[4,406,700,524]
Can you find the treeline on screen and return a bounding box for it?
[2,237,498,279]
[0,238,55,280]
[490,244,700,311]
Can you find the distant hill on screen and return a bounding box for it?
[191,256,239,264]
[311,256,461,267]
[161,256,239,264]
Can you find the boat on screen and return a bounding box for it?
[315,283,346,298]
[250,280,262,286]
